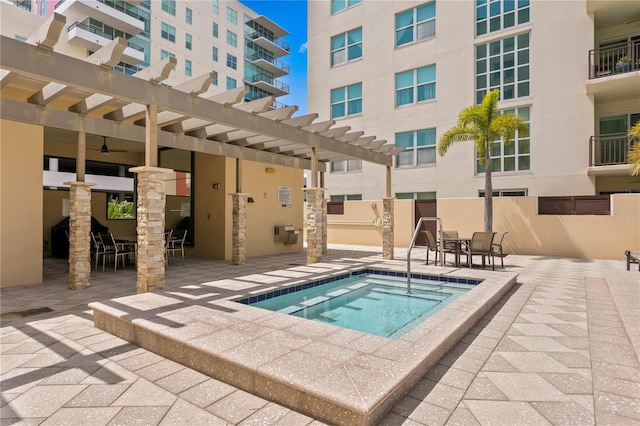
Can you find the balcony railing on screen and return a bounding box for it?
[246,52,290,73]
[589,133,635,166]
[68,21,144,52]
[56,0,147,26]
[589,40,640,79]
[248,73,289,93]
[246,31,290,52]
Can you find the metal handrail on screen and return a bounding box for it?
[588,40,640,79]
[407,217,442,294]
[589,133,634,166]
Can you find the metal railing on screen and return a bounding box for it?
[56,0,147,26]
[246,31,290,52]
[589,133,634,166]
[246,52,290,73]
[407,217,443,294]
[67,22,144,52]
[248,73,290,93]
[589,40,640,79]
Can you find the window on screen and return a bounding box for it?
[15,35,27,42]
[330,194,362,201]
[227,30,237,47]
[185,59,192,76]
[477,106,531,173]
[39,0,46,16]
[396,65,436,106]
[476,0,530,37]
[161,22,176,42]
[331,0,362,14]
[479,189,527,197]
[226,53,237,69]
[212,46,218,61]
[396,192,436,200]
[331,27,362,66]
[160,50,175,59]
[212,22,219,38]
[475,32,530,103]
[185,34,192,50]
[395,128,436,167]
[331,159,362,172]
[185,7,192,24]
[161,0,175,15]
[396,2,436,47]
[226,77,237,90]
[227,6,238,24]
[212,0,218,14]
[211,74,218,86]
[331,83,362,118]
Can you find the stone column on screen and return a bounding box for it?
[231,193,248,265]
[305,188,324,264]
[383,197,394,260]
[65,181,95,290]
[130,166,173,293]
[322,197,328,255]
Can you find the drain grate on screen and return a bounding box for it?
[4,307,54,317]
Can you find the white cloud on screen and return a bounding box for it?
[298,42,308,53]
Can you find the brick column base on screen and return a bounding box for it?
[322,198,328,254]
[130,166,173,293]
[305,188,324,264]
[383,197,394,260]
[231,193,248,265]
[65,181,96,290]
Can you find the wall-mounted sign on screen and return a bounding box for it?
[277,186,292,208]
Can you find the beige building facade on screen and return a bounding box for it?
[308,0,640,201]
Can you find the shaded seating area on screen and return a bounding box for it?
[167,230,188,265]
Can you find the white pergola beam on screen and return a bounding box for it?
[338,131,365,142]
[320,126,350,138]
[350,136,376,146]
[208,86,249,104]
[0,70,19,90]
[282,113,318,127]
[26,13,65,50]
[259,105,297,120]
[234,96,274,113]
[86,37,129,67]
[304,120,336,133]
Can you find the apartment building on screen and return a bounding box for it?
[308,0,640,202]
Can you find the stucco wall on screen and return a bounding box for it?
[325,195,639,260]
[1,120,44,287]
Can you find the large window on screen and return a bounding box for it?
[226,77,236,90]
[331,28,362,66]
[160,50,175,60]
[476,0,530,37]
[396,2,436,47]
[185,33,192,50]
[477,106,531,173]
[161,0,175,15]
[331,83,362,118]
[186,7,192,24]
[212,46,218,61]
[331,159,362,172]
[395,65,436,106]
[226,53,237,69]
[476,32,530,103]
[227,6,238,24]
[330,194,362,201]
[212,0,218,14]
[396,192,436,200]
[395,128,436,167]
[185,59,192,76]
[331,0,362,14]
[161,22,175,42]
[227,30,237,47]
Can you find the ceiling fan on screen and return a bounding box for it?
[88,136,128,155]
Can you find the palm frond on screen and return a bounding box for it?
[630,142,640,176]
[437,126,476,156]
[489,114,529,145]
[479,89,500,125]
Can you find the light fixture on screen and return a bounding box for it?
[265,167,276,174]
[100,136,110,155]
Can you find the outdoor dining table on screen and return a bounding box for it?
[441,236,471,267]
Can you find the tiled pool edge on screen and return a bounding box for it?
[90,269,518,425]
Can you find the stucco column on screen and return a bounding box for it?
[305,188,324,264]
[130,166,172,293]
[383,197,394,260]
[231,193,248,265]
[65,181,95,290]
[322,197,328,254]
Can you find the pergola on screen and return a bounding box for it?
[0,14,400,292]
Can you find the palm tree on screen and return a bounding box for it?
[437,89,529,232]
[629,120,640,176]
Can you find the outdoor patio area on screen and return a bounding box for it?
[1,245,639,425]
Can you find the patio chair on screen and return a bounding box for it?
[422,230,439,265]
[109,233,136,272]
[97,233,116,272]
[492,231,509,268]
[462,231,496,270]
[164,230,173,265]
[167,229,187,265]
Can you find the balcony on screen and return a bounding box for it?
[67,21,144,64]
[246,31,289,58]
[588,133,636,176]
[55,0,144,35]
[246,73,289,97]
[587,41,640,103]
[246,52,289,78]
[244,93,288,110]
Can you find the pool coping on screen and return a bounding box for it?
[90,261,518,425]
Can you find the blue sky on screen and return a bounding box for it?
[240,0,308,114]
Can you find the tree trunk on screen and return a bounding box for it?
[484,136,493,232]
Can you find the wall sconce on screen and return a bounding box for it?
[212,183,221,189]
[371,203,377,209]
[265,167,276,174]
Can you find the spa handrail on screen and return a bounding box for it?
[407,217,443,293]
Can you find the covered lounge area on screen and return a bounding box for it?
[0,15,401,291]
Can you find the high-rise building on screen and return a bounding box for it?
[308,0,640,201]
[3,0,290,104]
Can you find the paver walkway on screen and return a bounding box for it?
[1,246,638,425]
